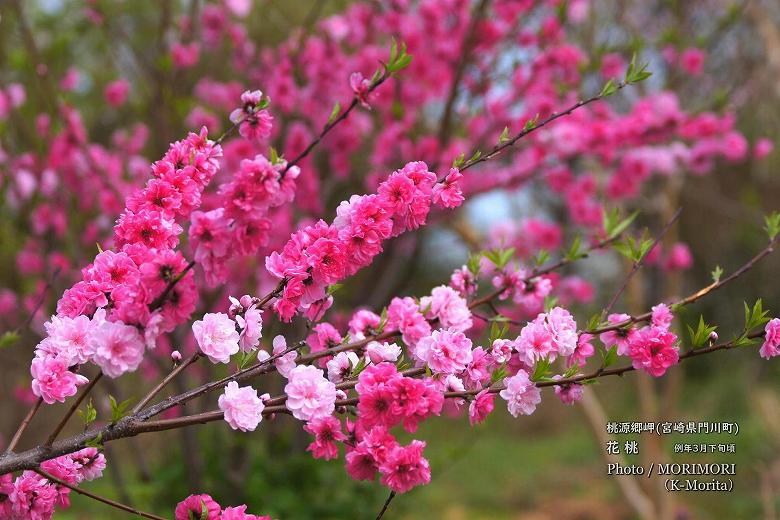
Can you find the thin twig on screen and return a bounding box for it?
[45,372,104,446]
[376,490,397,520]
[131,352,201,415]
[35,470,167,520]
[603,207,682,315]
[5,397,43,453]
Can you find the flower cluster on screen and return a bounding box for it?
[175,494,270,520]
[1,449,105,519]
[266,161,463,321]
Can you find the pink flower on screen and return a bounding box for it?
[304,416,347,460]
[420,285,472,332]
[9,471,57,520]
[235,305,263,352]
[500,370,541,417]
[651,303,674,330]
[432,169,464,208]
[450,265,477,297]
[599,314,636,355]
[284,365,337,421]
[171,42,200,68]
[543,307,578,356]
[192,313,240,364]
[348,309,381,338]
[40,314,96,365]
[272,335,297,377]
[30,355,88,404]
[220,505,268,520]
[349,72,372,108]
[490,339,513,364]
[754,138,773,160]
[663,243,693,271]
[366,341,401,364]
[568,333,595,368]
[326,351,359,383]
[759,318,780,360]
[70,448,106,481]
[628,326,679,377]
[553,377,583,405]
[91,319,145,378]
[104,79,130,107]
[175,494,221,520]
[387,297,431,347]
[468,389,495,425]
[415,328,473,374]
[379,440,431,493]
[219,381,265,432]
[515,316,555,365]
[679,47,705,75]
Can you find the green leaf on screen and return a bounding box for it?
[764,212,780,241]
[687,316,717,348]
[564,235,586,262]
[544,295,559,312]
[0,331,20,349]
[77,399,98,428]
[533,249,550,267]
[109,395,134,423]
[467,252,482,275]
[523,114,540,131]
[84,432,103,449]
[490,364,508,384]
[327,102,341,125]
[489,322,509,344]
[603,209,638,239]
[711,265,723,284]
[269,147,282,165]
[530,357,553,382]
[601,346,618,368]
[624,52,652,84]
[743,299,771,332]
[467,149,482,164]
[376,307,388,334]
[483,248,514,269]
[599,79,618,97]
[452,152,466,169]
[327,283,343,296]
[498,126,510,144]
[350,357,369,378]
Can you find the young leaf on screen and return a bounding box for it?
[452,152,466,169]
[564,235,586,262]
[711,265,723,284]
[467,252,482,275]
[530,357,553,382]
[599,78,618,97]
[109,395,135,423]
[77,399,98,428]
[0,331,20,349]
[764,212,780,241]
[498,126,510,144]
[601,346,618,368]
[327,102,341,125]
[84,432,103,449]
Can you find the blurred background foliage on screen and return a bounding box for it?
[1,0,779,518]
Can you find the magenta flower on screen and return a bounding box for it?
[175,494,220,520]
[759,318,780,360]
[627,326,679,377]
[304,416,348,460]
[469,390,495,425]
[379,440,431,493]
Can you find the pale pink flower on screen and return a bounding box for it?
[420,285,472,332]
[273,335,297,377]
[366,341,402,364]
[91,320,145,378]
[41,313,96,365]
[543,307,578,356]
[236,305,263,351]
[326,351,360,383]
[415,328,473,374]
[284,365,337,421]
[500,370,541,417]
[192,312,240,364]
[219,381,265,432]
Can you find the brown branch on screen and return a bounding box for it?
[5,397,43,454]
[131,353,201,415]
[35,470,166,520]
[588,234,779,335]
